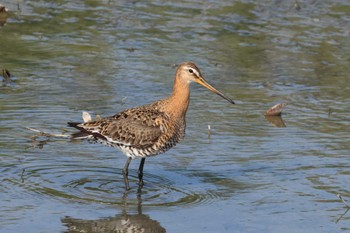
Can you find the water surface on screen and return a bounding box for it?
[1,0,350,232]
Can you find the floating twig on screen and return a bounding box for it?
[26,127,70,138]
[337,194,350,208]
[336,207,350,224]
[335,194,350,223]
[208,125,211,139]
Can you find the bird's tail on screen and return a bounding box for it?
[67,122,107,140]
[67,122,92,139]
[67,122,81,129]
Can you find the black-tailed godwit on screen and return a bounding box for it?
[68,62,234,190]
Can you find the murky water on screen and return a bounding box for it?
[1,0,350,232]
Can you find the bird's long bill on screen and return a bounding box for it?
[196,77,235,104]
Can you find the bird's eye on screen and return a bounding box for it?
[189,69,194,74]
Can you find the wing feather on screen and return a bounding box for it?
[69,107,169,148]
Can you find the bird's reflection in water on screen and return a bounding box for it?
[62,190,166,233]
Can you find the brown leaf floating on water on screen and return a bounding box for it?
[264,103,287,116]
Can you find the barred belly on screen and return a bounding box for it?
[94,137,178,159]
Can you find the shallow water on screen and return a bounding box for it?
[1,0,350,232]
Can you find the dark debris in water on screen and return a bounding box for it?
[0,4,9,26]
[1,68,20,88]
[2,68,11,81]
[0,4,8,13]
[292,0,301,11]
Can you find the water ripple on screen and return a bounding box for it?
[6,163,227,207]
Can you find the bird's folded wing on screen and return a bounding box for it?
[79,118,163,148]
[103,120,163,147]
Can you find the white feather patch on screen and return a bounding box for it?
[82,111,92,123]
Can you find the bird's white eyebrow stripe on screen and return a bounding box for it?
[188,66,200,77]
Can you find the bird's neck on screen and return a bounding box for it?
[166,75,190,118]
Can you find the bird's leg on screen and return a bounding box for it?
[138,158,146,187]
[122,157,132,190]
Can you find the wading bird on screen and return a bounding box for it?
[68,62,234,190]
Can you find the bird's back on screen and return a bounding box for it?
[69,100,186,158]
